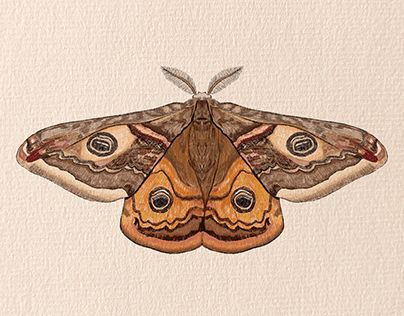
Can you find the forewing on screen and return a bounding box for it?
[17,102,194,202]
[211,101,387,202]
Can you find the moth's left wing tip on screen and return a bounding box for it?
[16,135,129,202]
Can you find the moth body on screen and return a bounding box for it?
[17,67,387,253]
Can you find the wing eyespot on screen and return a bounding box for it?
[232,187,255,213]
[149,187,173,213]
[286,132,318,157]
[87,132,118,157]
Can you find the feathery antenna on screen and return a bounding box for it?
[161,66,197,95]
[207,66,243,95]
[161,66,243,95]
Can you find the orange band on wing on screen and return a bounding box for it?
[203,157,284,253]
[120,157,205,253]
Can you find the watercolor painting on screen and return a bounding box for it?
[16,67,388,253]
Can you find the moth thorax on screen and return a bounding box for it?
[193,100,211,122]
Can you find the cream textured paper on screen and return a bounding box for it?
[1,1,403,315]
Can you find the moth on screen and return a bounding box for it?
[16,67,387,253]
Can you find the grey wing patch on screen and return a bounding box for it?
[212,101,368,146]
[17,101,194,202]
[211,101,387,202]
[33,102,192,144]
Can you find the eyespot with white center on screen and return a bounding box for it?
[86,132,118,157]
[149,187,173,213]
[232,187,255,213]
[286,132,318,157]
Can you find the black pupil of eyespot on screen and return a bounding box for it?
[92,139,111,152]
[153,195,169,208]
[232,188,255,213]
[294,139,312,152]
[149,188,172,213]
[236,196,252,208]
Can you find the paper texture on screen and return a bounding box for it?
[1,1,402,315]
